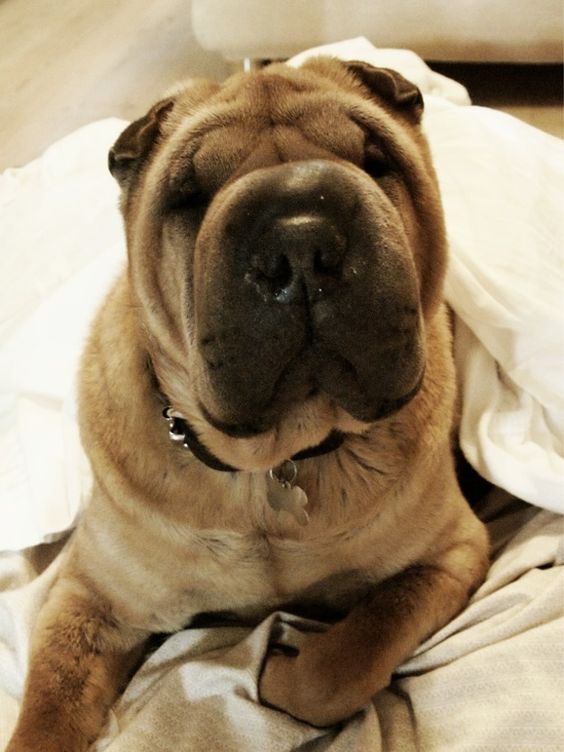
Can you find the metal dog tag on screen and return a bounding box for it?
[266,460,310,526]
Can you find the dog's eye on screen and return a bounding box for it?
[363,145,392,180]
[165,169,209,213]
[167,188,208,213]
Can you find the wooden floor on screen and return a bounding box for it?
[0,0,561,171]
[0,0,230,171]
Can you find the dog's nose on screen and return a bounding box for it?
[247,213,347,303]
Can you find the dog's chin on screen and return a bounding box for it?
[187,393,339,472]
[200,364,425,438]
[194,339,426,448]
[193,376,423,473]
[198,403,272,439]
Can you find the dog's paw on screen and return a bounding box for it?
[258,628,383,727]
[6,724,92,752]
[5,735,82,752]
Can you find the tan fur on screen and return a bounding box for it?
[7,59,488,749]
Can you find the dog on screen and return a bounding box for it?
[7,58,489,751]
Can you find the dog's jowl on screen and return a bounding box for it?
[7,58,488,750]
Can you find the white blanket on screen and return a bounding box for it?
[1,39,563,751]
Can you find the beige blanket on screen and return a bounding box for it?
[1,490,562,751]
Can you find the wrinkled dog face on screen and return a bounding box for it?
[109,58,447,470]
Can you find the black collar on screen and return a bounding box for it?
[163,406,345,473]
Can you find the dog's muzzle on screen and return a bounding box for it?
[193,159,425,434]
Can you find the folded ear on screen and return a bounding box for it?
[108,98,174,187]
[346,61,424,121]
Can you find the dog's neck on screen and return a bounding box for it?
[146,357,345,474]
[162,405,345,473]
[145,357,345,525]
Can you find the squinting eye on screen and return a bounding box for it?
[165,172,209,212]
[363,146,392,180]
[167,188,208,213]
[165,163,210,212]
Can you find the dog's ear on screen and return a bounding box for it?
[346,61,424,122]
[109,79,221,189]
[108,98,175,187]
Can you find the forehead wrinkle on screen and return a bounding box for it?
[154,71,402,198]
[166,76,372,166]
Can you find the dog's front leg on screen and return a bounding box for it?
[260,541,488,727]
[6,574,149,752]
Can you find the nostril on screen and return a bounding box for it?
[248,253,293,297]
[313,244,344,276]
[266,254,293,295]
[263,254,292,283]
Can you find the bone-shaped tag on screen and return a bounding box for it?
[266,474,310,526]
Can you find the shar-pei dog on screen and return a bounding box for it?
[7,58,489,751]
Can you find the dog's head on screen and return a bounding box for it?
[109,58,447,470]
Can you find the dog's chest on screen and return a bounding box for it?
[155,523,372,629]
[89,452,398,632]
[141,467,390,630]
